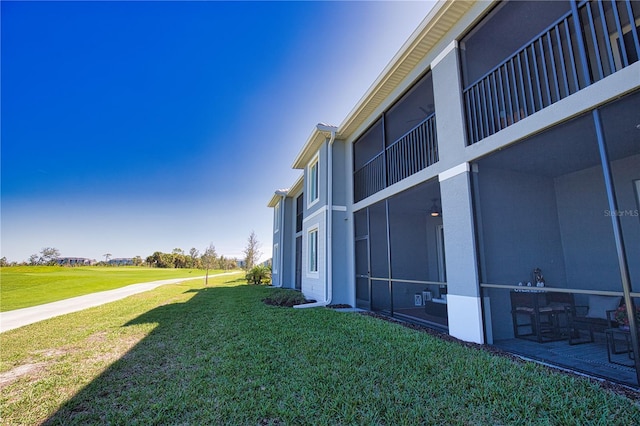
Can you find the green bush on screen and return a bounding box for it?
[262,289,313,307]
[245,265,272,285]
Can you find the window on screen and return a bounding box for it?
[273,244,279,274]
[296,194,303,233]
[308,228,318,273]
[274,202,280,233]
[308,157,319,206]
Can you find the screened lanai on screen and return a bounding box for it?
[473,90,640,385]
[353,71,438,203]
[355,180,447,328]
[461,0,640,145]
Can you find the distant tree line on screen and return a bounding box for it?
[2,232,265,270]
[145,246,236,270]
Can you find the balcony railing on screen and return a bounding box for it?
[354,114,438,203]
[464,0,640,145]
[387,114,438,186]
[354,153,385,204]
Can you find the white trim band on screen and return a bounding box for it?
[303,206,327,224]
[439,163,469,182]
[431,40,458,68]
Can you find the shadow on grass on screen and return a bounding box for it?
[42,284,281,425]
[40,283,640,425]
[224,276,248,284]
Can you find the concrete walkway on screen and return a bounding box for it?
[0,271,241,333]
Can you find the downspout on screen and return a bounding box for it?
[295,124,337,308]
[274,190,287,287]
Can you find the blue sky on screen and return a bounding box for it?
[1,1,435,263]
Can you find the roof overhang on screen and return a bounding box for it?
[292,123,338,169]
[268,190,288,208]
[337,0,477,140]
[266,174,304,207]
[288,0,478,172]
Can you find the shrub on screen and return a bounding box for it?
[245,265,272,285]
[263,289,314,307]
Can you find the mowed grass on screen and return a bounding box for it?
[1,276,639,425]
[0,266,224,311]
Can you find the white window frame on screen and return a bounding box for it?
[307,227,318,274]
[273,243,279,274]
[274,201,280,233]
[307,154,319,208]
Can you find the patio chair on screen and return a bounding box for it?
[566,295,621,345]
[510,291,569,343]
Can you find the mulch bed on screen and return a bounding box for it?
[359,311,640,402]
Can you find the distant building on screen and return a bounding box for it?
[107,258,134,266]
[56,257,95,266]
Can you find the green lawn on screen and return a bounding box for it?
[0,266,227,311]
[1,276,638,425]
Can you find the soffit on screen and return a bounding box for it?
[337,0,476,141]
[291,0,476,169]
[292,130,326,169]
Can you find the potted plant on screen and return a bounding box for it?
[614,305,640,331]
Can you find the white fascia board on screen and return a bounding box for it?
[267,193,282,208]
[267,174,304,207]
[291,123,337,170]
[292,128,325,170]
[267,188,291,208]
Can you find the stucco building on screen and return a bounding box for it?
[269,0,640,386]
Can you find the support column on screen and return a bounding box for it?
[431,40,467,162]
[432,40,484,343]
[439,164,484,344]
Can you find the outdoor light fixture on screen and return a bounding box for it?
[429,198,441,217]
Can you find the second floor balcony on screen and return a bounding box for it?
[354,114,438,203]
[353,71,438,203]
[462,0,639,145]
